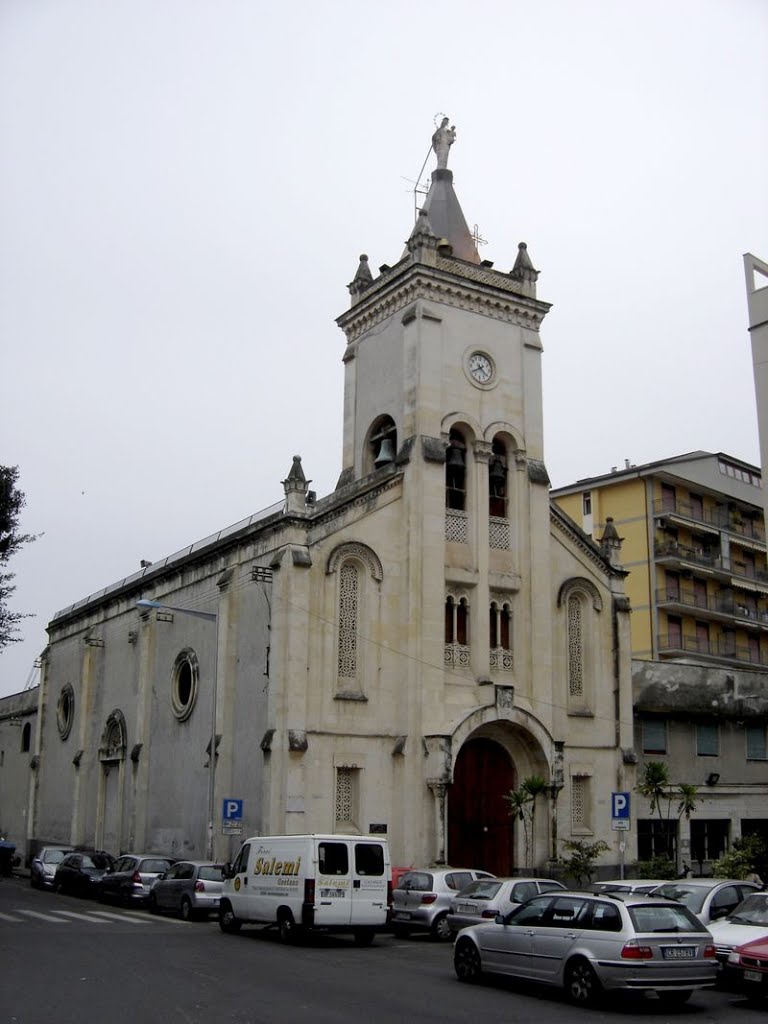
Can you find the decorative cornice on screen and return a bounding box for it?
[337,263,550,344]
[326,542,384,581]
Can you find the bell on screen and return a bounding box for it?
[489,456,506,482]
[374,438,395,467]
[446,445,465,467]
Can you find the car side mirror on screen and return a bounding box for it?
[495,913,505,925]
[157,872,166,881]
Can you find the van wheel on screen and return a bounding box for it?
[278,912,302,945]
[430,913,452,941]
[353,928,375,947]
[219,901,242,934]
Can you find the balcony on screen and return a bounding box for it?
[653,498,765,545]
[656,588,768,628]
[657,633,768,668]
[654,541,768,588]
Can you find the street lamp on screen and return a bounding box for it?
[136,598,219,860]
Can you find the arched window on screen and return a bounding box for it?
[490,600,513,671]
[489,439,508,518]
[567,594,584,699]
[445,595,470,668]
[367,416,397,474]
[445,429,467,510]
[338,561,360,683]
[171,649,199,722]
[57,684,75,740]
[21,721,31,753]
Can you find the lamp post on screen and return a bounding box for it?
[136,598,219,860]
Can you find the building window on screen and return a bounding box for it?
[446,429,467,511]
[171,649,199,722]
[21,722,31,753]
[567,594,584,698]
[661,483,676,513]
[367,415,397,474]
[746,725,767,760]
[490,601,513,671]
[696,723,719,757]
[488,439,507,518]
[338,562,360,682]
[445,595,470,668]
[57,684,75,740]
[582,492,592,516]
[642,719,667,754]
[638,819,677,862]
[571,776,591,831]
[335,766,359,830]
[690,820,729,865]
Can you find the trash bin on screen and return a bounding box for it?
[0,840,17,877]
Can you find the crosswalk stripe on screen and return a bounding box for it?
[55,910,110,923]
[0,912,23,922]
[16,910,67,923]
[87,910,145,924]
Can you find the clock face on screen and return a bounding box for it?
[468,352,493,384]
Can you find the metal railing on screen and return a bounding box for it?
[656,588,768,623]
[654,541,768,583]
[653,497,765,543]
[657,633,768,666]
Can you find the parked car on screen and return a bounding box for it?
[649,879,761,926]
[54,851,114,897]
[447,877,565,934]
[98,853,175,905]
[453,890,718,1006]
[726,934,768,1002]
[391,867,495,940]
[588,879,670,896]
[708,892,768,976]
[30,846,72,889]
[149,861,225,920]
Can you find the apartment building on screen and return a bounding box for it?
[551,452,767,672]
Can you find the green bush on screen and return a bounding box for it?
[631,857,676,879]
[712,835,767,881]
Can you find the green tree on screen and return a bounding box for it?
[636,761,698,861]
[712,835,767,882]
[0,466,37,649]
[503,776,548,871]
[558,839,610,888]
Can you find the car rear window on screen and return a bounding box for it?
[457,880,502,899]
[199,866,225,882]
[318,842,349,876]
[141,859,172,873]
[650,884,707,914]
[629,903,708,933]
[398,871,433,891]
[510,882,537,903]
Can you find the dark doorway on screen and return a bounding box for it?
[448,738,516,875]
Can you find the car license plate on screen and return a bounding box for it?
[457,903,475,914]
[743,970,764,983]
[662,947,695,959]
[394,912,411,921]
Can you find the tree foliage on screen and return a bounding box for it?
[503,775,548,870]
[0,466,37,649]
[711,835,767,882]
[558,839,610,887]
[635,761,699,859]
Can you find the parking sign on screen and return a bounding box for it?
[222,798,243,821]
[611,792,630,819]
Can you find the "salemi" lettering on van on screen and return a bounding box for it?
[252,856,302,876]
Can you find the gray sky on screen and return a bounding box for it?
[1,0,767,698]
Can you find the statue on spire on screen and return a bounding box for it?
[431,117,456,170]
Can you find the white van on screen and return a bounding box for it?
[219,833,391,945]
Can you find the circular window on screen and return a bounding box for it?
[57,684,74,740]
[171,650,199,721]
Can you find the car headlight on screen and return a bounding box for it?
[727,950,741,965]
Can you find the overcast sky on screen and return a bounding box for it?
[1,0,766,698]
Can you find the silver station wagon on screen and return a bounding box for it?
[453,891,718,1006]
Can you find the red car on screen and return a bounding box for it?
[727,935,768,1003]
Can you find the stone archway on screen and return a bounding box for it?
[447,738,517,875]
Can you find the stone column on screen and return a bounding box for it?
[427,780,449,864]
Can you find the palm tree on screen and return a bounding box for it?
[677,783,698,822]
[503,786,533,869]
[636,761,671,857]
[522,775,548,868]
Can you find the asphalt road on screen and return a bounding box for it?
[0,876,764,1024]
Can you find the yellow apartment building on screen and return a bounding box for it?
[551,452,768,672]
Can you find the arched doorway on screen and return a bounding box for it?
[447,738,516,875]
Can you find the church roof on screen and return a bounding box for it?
[407,169,480,265]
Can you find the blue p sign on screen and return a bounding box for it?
[611,792,630,818]
[223,799,243,821]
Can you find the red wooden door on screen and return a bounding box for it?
[447,738,516,875]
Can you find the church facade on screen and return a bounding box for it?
[30,131,634,875]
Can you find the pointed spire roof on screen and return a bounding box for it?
[418,169,480,264]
